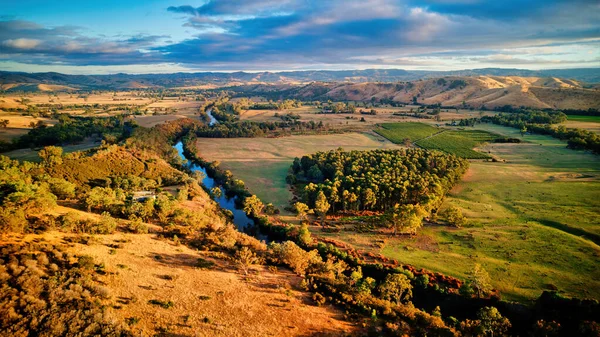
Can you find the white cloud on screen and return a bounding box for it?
[2,38,41,50]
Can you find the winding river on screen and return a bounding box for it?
[174,141,255,232]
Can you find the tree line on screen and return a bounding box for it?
[480,111,599,154]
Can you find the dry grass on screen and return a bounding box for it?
[3,232,356,336]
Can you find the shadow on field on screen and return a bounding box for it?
[535,219,600,245]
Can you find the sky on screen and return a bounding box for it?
[0,0,598,74]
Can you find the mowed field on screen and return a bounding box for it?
[193,133,403,211]
[330,123,599,302]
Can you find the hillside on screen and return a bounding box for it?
[1,68,599,92]
[232,76,600,110]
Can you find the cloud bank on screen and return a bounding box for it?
[1,0,598,72]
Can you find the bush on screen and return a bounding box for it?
[269,241,322,276]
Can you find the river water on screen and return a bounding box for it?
[174,141,255,231]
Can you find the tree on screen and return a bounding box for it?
[443,206,467,227]
[297,222,312,246]
[520,125,527,137]
[294,202,309,220]
[48,178,76,199]
[314,191,330,225]
[378,273,413,304]
[38,146,63,167]
[469,263,492,298]
[478,306,511,336]
[0,119,9,128]
[388,203,426,235]
[243,195,264,217]
[235,247,260,275]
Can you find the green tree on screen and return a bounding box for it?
[293,202,309,220]
[297,222,312,246]
[469,263,492,298]
[478,306,511,336]
[38,146,63,167]
[388,203,426,235]
[378,273,413,304]
[443,206,467,227]
[243,195,264,217]
[314,191,330,225]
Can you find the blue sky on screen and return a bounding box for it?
[0,0,598,74]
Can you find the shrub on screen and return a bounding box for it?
[148,299,174,309]
[269,241,322,276]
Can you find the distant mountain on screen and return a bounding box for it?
[0,68,599,92]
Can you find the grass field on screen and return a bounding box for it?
[376,122,500,158]
[320,123,600,302]
[374,122,439,143]
[415,131,493,159]
[566,115,600,123]
[193,133,403,211]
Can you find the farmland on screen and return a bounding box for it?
[376,122,501,158]
[414,131,496,159]
[309,123,600,302]
[374,122,440,143]
[193,133,403,211]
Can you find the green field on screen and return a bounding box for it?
[566,115,600,123]
[377,122,500,158]
[374,122,439,143]
[415,131,493,159]
[374,124,600,302]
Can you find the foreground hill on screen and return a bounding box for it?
[231,76,600,110]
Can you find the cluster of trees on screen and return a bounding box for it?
[321,102,357,114]
[6,114,136,151]
[194,120,328,138]
[249,99,302,110]
[481,111,599,154]
[288,149,468,233]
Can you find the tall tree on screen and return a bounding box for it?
[314,191,330,225]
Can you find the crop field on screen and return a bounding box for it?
[193,133,403,211]
[376,122,500,158]
[374,122,439,143]
[415,131,496,159]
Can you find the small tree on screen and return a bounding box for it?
[314,191,330,225]
[243,195,264,217]
[38,146,63,167]
[293,202,309,220]
[0,119,9,128]
[478,306,511,336]
[297,222,312,246]
[235,247,260,275]
[378,273,413,304]
[469,263,492,298]
[443,206,467,227]
[388,203,426,235]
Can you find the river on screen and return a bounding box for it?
[206,108,218,126]
[174,141,255,232]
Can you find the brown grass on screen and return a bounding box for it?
[4,232,357,336]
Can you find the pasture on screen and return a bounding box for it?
[313,123,600,302]
[376,122,500,158]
